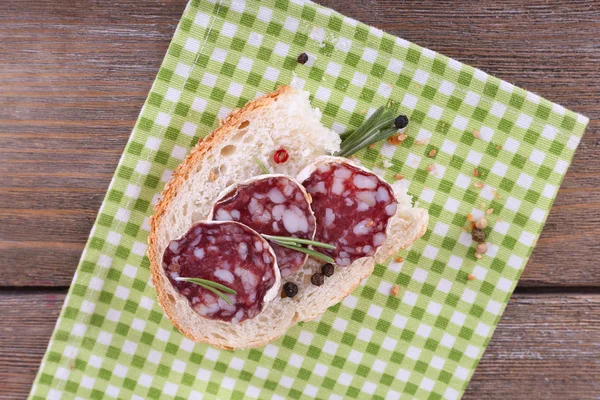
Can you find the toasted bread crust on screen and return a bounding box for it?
[148,86,294,346]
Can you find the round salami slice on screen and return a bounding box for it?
[299,157,398,266]
[210,175,316,278]
[162,221,280,324]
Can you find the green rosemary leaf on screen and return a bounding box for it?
[274,241,335,263]
[253,156,270,174]
[262,234,336,249]
[337,105,406,157]
[175,277,237,305]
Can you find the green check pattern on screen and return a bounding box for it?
[30,0,588,399]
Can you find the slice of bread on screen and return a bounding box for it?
[148,86,429,349]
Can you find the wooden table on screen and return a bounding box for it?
[1,1,598,398]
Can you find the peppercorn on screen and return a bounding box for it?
[321,263,334,277]
[476,242,488,255]
[283,282,298,298]
[394,115,409,129]
[311,273,325,286]
[475,217,488,230]
[472,228,486,243]
[297,52,309,64]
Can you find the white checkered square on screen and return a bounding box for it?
[348,350,363,364]
[475,322,491,337]
[426,301,442,316]
[184,37,200,53]
[396,368,411,382]
[451,311,466,326]
[519,231,535,246]
[402,93,418,109]
[444,197,460,213]
[433,222,449,237]
[554,159,569,174]
[437,278,453,294]
[420,377,435,391]
[445,388,459,400]
[486,300,502,315]
[455,173,471,190]
[414,69,429,85]
[194,12,210,27]
[382,336,398,351]
[438,80,455,96]
[542,183,557,198]
[377,82,392,98]
[406,346,421,360]
[473,68,487,82]
[264,66,280,82]
[497,277,513,292]
[421,245,438,262]
[490,101,507,118]
[341,97,357,112]
[464,91,480,107]
[428,105,444,120]
[461,288,477,304]
[367,304,383,319]
[416,324,432,338]
[388,58,403,73]
[361,47,378,63]
[325,61,341,77]
[257,6,272,22]
[504,137,520,153]
[531,207,546,223]
[392,314,408,329]
[516,113,533,129]
[247,31,263,47]
[447,255,463,270]
[351,71,368,87]
[174,62,191,78]
[441,333,456,348]
[542,124,558,140]
[491,161,508,177]
[452,115,468,130]
[466,149,483,166]
[221,21,238,37]
[273,41,290,57]
[517,172,534,189]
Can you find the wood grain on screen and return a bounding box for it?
[0,1,599,398]
[0,0,598,287]
[1,292,598,399]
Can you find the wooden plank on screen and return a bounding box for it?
[0,0,597,287]
[464,294,600,399]
[1,292,598,399]
[0,292,64,399]
[0,0,598,287]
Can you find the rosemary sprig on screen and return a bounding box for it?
[261,234,336,249]
[336,106,407,157]
[253,156,270,174]
[175,277,237,305]
[262,234,335,264]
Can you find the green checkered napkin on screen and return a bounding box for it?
[30,0,589,399]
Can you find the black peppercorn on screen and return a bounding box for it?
[472,228,486,243]
[297,52,309,65]
[321,263,334,277]
[394,115,409,129]
[283,282,298,298]
[311,273,325,286]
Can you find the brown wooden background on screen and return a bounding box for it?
[1,0,599,398]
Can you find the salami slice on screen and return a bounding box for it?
[210,175,316,278]
[300,158,398,266]
[162,221,280,324]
